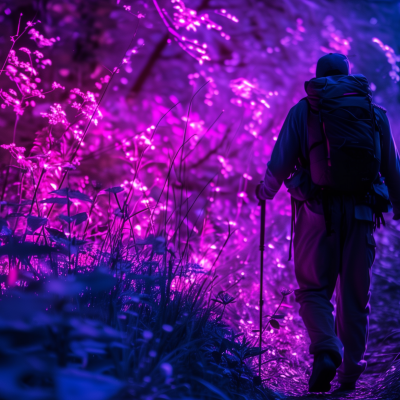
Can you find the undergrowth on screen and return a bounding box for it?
[0,257,280,400]
[0,11,286,400]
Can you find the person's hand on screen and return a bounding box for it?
[255,182,265,205]
[255,183,262,200]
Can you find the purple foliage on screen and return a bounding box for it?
[0,0,399,398]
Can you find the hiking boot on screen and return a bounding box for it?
[332,382,356,394]
[308,352,337,392]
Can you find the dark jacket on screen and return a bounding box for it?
[258,98,400,219]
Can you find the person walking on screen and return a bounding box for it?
[256,53,400,393]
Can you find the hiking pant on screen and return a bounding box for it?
[293,195,375,384]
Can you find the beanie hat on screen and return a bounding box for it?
[316,53,350,78]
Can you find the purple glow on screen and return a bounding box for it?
[0,1,399,398]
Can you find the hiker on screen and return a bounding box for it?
[256,53,400,393]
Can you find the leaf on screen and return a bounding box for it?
[0,218,11,235]
[264,314,285,319]
[46,227,67,239]
[50,188,69,196]
[59,214,74,223]
[243,347,268,359]
[212,351,222,364]
[62,163,76,171]
[18,270,35,281]
[270,319,280,329]
[55,238,87,255]
[76,268,118,292]
[2,200,32,207]
[0,243,53,257]
[74,212,88,225]
[221,338,238,351]
[55,368,124,400]
[69,190,92,202]
[104,186,124,194]
[218,342,229,357]
[59,212,88,225]
[50,188,92,202]
[6,213,25,218]
[153,236,166,255]
[46,278,85,296]
[113,207,124,218]
[121,293,152,305]
[27,215,48,233]
[40,197,71,205]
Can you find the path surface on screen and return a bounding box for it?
[262,217,400,400]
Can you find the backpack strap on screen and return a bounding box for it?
[372,104,385,158]
[305,96,335,236]
[299,98,311,168]
[304,96,332,167]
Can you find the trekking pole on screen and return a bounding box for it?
[254,187,266,386]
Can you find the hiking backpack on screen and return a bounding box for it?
[305,74,381,193]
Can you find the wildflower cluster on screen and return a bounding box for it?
[28,28,59,47]
[40,103,68,126]
[1,26,64,116]
[0,143,29,168]
[154,0,238,64]
[69,88,103,126]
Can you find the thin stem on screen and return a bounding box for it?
[69,24,141,165]
[82,193,98,239]
[28,168,45,215]
[168,174,216,247]
[262,296,284,334]
[123,101,180,213]
[177,81,210,253]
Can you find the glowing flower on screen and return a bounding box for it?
[40,103,68,126]
[52,81,65,90]
[28,29,56,47]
